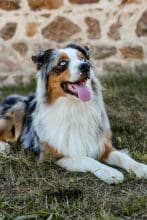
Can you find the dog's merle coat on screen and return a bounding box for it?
[0,44,147,184]
[0,94,41,154]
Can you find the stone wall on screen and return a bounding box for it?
[0,0,147,86]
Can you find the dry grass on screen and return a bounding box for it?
[0,73,147,220]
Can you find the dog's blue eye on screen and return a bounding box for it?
[59,61,67,66]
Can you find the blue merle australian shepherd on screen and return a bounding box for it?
[0,44,147,184]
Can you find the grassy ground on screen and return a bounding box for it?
[0,74,147,220]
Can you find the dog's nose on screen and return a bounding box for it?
[79,63,90,78]
[79,62,90,73]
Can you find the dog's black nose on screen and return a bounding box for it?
[79,63,90,78]
[79,62,90,73]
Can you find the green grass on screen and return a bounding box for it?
[0,73,147,219]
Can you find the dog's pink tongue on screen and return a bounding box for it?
[74,84,91,102]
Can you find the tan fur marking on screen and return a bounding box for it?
[58,53,70,64]
[77,51,85,60]
[0,116,15,142]
[47,69,70,104]
[0,102,25,143]
[12,102,26,141]
[100,131,115,162]
[100,144,115,162]
[47,53,71,104]
[121,0,139,4]
[39,143,63,162]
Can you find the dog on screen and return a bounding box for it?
[0,44,147,184]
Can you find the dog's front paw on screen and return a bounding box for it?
[94,167,124,184]
[133,163,147,179]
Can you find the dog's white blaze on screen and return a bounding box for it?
[59,48,81,82]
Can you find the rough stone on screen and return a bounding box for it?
[136,10,147,37]
[0,23,17,40]
[0,0,20,11]
[0,59,20,72]
[28,0,63,10]
[119,46,144,59]
[91,45,117,59]
[12,42,28,56]
[42,16,81,43]
[14,75,23,84]
[85,17,101,39]
[69,0,99,4]
[0,75,8,82]
[121,0,139,4]
[107,23,121,40]
[31,42,51,52]
[26,22,39,37]
[41,13,51,18]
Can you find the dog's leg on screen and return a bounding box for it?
[0,118,12,154]
[56,156,124,184]
[103,149,147,179]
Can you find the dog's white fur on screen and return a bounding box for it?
[32,47,147,184]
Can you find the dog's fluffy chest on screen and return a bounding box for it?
[34,98,104,158]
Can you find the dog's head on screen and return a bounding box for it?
[32,44,96,104]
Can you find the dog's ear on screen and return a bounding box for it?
[32,51,45,70]
[32,49,54,70]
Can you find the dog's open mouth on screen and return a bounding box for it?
[61,77,91,102]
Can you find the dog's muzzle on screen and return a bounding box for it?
[79,62,90,79]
